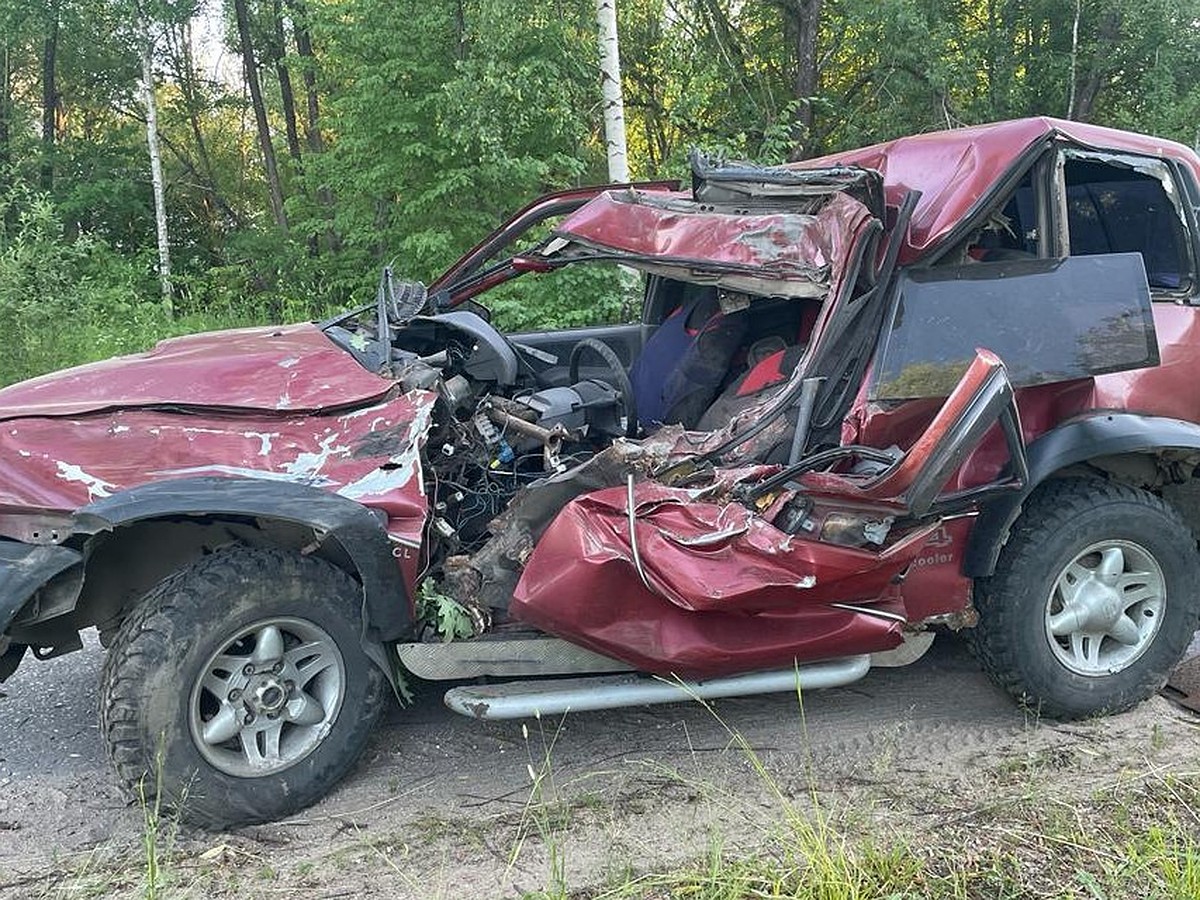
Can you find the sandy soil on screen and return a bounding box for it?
[1,634,1198,898]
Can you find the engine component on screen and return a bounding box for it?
[520,381,624,436]
[440,374,474,411]
[473,411,514,465]
[484,402,570,470]
[398,360,440,393]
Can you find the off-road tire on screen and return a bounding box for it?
[99,546,388,828]
[972,477,1200,719]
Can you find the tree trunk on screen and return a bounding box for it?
[286,0,324,154]
[788,0,822,159]
[271,0,303,166]
[1066,0,1082,119]
[40,7,59,190]
[286,0,338,251]
[595,0,629,183]
[141,39,173,310]
[1071,8,1122,123]
[169,22,243,229]
[234,0,288,229]
[0,43,11,180]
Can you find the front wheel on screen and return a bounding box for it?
[972,478,1200,719]
[99,547,388,828]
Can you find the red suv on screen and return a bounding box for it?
[2,117,1199,827]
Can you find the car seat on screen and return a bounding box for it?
[629,288,748,432]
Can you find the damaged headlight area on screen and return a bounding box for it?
[817,511,894,548]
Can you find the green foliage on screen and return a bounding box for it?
[2,0,1200,388]
[485,262,635,333]
[298,0,604,282]
[0,181,151,384]
[415,579,476,642]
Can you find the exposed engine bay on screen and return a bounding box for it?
[325,298,634,559]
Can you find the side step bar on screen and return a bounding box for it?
[443,655,871,720]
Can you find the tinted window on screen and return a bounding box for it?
[1065,159,1190,290]
[873,254,1158,400]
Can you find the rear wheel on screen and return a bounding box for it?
[99,546,388,828]
[972,478,1200,718]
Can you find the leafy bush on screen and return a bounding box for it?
[0,183,225,386]
[483,262,636,333]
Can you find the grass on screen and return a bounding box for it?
[12,697,1200,899]
[511,714,571,900]
[22,760,1200,899]
[578,772,1200,900]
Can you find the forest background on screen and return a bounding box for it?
[1,0,1198,385]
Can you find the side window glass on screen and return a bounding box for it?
[1063,155,1194,293]
[939,171,1038,266]
[872,255,1159,400]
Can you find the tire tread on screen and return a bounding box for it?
[971,477,1200,719]
[98,546,387,828]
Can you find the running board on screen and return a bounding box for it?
[442,655,871,720]
[396,635,630,680]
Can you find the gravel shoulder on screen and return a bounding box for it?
[1,633,1198,898]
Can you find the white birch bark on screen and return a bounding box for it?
[142,36,173,309]
[595,0,629,183]
[1066,0,1081,119]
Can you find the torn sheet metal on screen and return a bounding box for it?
[0,324,394,420]
[0,392,436,549]
[510,480,940,677]
[798,116,1200,263]
[549,189,874,297]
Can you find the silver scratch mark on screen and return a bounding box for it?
[55,461,117,500]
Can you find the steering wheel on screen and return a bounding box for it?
[568,338,639,439]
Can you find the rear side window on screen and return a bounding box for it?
[872,254,1159,400]
[1064,156,1193,292]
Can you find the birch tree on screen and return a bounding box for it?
[140,29,173,307]
[595,0,628,183]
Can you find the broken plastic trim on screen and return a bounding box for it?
[786,377,823,465]
[689,149,885,220]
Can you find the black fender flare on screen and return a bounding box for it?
[77,477,413,645]
[964,413,1200,577]
[0,542,83,634]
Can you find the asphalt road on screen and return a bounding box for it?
[0,630,105,785]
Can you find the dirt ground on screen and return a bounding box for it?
[1,633,1198,898]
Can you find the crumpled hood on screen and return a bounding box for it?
[0,323,393,421]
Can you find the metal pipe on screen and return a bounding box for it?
[786,376,822,465]
[442,655,871,720]
[485,404,569,446]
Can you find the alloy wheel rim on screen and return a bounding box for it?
[188,617,346,777]
[1043,540,1165,677]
